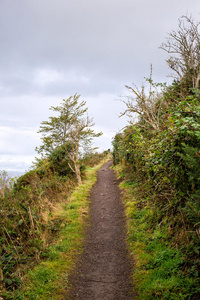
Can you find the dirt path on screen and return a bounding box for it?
[67,160,135,299]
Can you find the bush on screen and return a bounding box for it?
[113,81,200,298]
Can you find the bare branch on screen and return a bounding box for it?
[160,15,200,87]
[120,69,166,130]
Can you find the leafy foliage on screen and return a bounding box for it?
[113,74,200,297]
[0,148,106,298]
[36,94,102,184]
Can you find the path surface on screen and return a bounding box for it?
[67,160,134,299]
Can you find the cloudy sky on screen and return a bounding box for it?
[0,0,199,172]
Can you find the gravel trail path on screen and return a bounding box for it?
[67,160,134,299]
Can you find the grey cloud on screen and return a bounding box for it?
[0,125,40,155]
[0,159,31,172]
[0,0,200,171]
[1,0,198,78]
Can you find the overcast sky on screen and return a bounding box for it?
[0,0,199,172]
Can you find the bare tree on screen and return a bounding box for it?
[120,67,166,130]
[160,15,200,88]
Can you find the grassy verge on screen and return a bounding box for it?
[11,159,108,300]
[114,164,199,300]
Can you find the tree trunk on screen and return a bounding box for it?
[73,142,82,185]
[195,72,200,88]
[75,162,82,185]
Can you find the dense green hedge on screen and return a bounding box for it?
[113,80,200,298]
[0,151,107,298]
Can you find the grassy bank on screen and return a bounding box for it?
[1,157,109,300]
[114,164,200,300]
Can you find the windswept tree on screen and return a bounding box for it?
[160,15,200,88]
[36,94,102,184]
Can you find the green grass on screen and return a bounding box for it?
[10,159,108,300]
[114,164,199,300]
